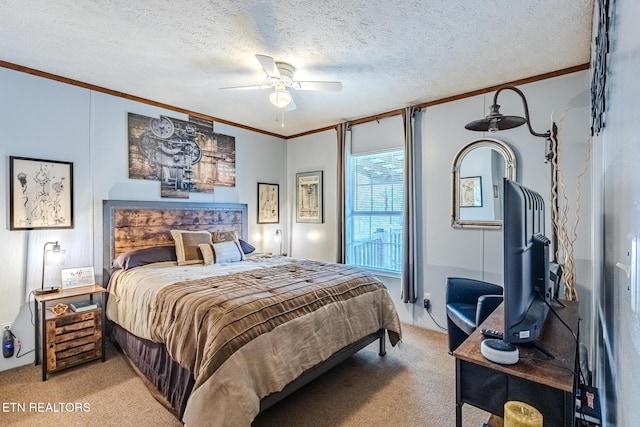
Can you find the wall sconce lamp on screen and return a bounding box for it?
[274,229,283,256]
[34,241,64,296]
[464,86,557,156]
[464,84,559,258]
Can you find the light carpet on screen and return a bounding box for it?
[1,324,489,426]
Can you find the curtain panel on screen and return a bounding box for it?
[402,107,420,303]
[336,122,350,264]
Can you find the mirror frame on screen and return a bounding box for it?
[451,138,516,229]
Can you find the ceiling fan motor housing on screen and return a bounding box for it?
[274,62,295,85]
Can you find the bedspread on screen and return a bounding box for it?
[107,256,401,426]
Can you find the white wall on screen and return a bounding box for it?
[593,0,640,424]
[287,71,592,339]
[0,67,286,371]
[286,129,338,262]
[420,72,592,335]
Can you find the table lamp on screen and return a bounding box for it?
[274,229,283,256]
[34,241,64,296]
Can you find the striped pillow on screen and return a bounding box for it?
[212,241,245,263]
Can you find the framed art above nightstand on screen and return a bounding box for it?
[257,182,279,224]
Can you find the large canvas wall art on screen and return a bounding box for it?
[127,113,236,198]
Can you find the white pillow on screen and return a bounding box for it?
[212,241,245,263]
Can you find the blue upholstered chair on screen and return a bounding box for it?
[445,277,503,353]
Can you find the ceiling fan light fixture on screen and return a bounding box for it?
[270,89,292,108]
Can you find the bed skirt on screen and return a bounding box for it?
[111,322,194,418]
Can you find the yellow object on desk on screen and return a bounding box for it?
[49,303,68,316]
[504,401,543,427]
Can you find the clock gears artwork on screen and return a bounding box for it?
[127,113,236,198]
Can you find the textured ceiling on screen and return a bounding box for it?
[0,0,594,137]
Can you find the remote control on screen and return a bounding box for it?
[480,328,504,339]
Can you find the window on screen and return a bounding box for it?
[346,149,404,273]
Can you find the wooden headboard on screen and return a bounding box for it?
[102,200,248,284]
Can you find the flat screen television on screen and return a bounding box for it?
[502,178,553,345]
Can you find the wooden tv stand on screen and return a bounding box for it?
[453,301,579,427]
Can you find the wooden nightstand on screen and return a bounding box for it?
[33,285,107,381]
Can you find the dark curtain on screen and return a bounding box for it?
[402,107,419,303]
[336,122,350,263]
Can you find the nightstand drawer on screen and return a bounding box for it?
[45,309,103,372]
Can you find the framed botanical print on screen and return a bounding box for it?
[257,182,279,224]
[296,171,323,223]
[9,156,74,230]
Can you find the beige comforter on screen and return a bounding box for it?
[107,255,402,426]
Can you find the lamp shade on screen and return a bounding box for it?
[465,104,527,132]
[269,90,292,108]
[464,86,550,139]
[274,229,283,255]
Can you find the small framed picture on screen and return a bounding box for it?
[9,156,74,230]
[60,266,95,289]
[257,182,279,224]
[460,176,483,207]
[296,171,323,223]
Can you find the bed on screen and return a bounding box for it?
[102,200,402,426]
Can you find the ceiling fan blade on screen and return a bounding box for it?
[255,54,281,79]
[295,81,342,91]
[219,84,270,90]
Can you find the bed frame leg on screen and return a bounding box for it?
[378,332,386,356]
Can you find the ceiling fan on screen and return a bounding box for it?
[220,54,343,111]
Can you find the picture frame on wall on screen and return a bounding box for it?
[296,171,323,223]
[257,182,279,224]
[459,176,483,208]
[9,156,74,230]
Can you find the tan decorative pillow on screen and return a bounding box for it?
[170,230,213,265]
[211,230,239,244]
[198,243,214,266]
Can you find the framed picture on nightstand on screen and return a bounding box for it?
[60,266,95,289]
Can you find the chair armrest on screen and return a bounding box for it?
[446,277,503,305]
[476,294,503,326]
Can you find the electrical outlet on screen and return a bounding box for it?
[2,322,11,330]
[423,293,431,311]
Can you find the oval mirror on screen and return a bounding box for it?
[451,138,516,229]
